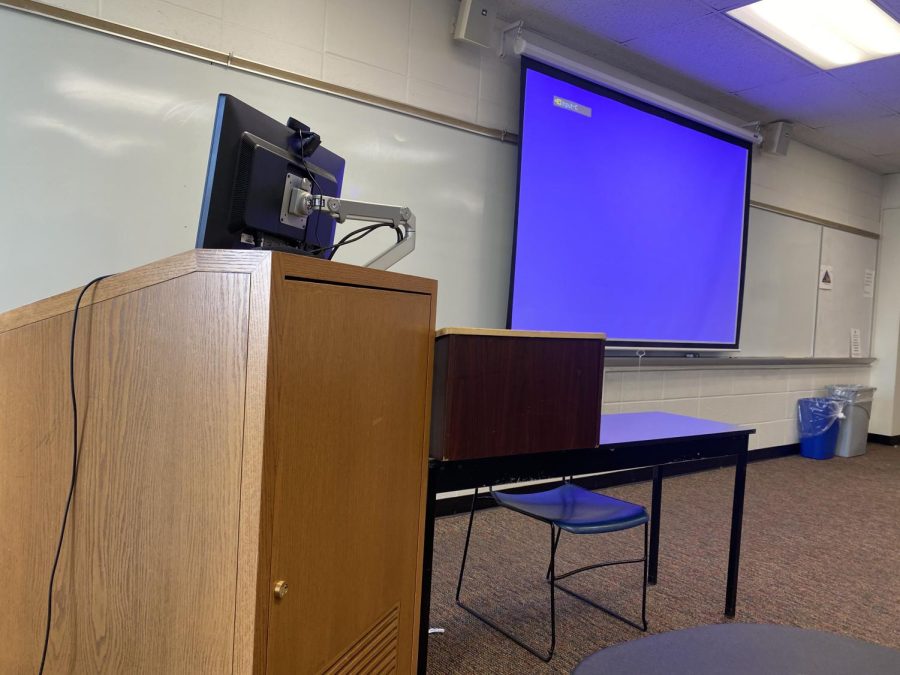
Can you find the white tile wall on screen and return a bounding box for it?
[70,0,520,129]
[621,371,665,402]
[222,22,323,77]
[322,53,407,101]
[478,50,519,130]
[325,0,410,76]
[662,370,700,399]
[409,0,481,98]
[103,0,224,50]
[883,174,900,210]
[408,78,478,124]
[167,0,223,18]
[42,0,99,16]
[751,143,883,235]
[475,94,517,132]
[604,365,871,450]
[223,0,325,50]
[601,371,622,403]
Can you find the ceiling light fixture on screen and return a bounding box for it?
[728,0,900,69]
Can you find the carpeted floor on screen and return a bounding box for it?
[425,445,900,674]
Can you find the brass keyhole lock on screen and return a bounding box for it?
[274,580,289,600]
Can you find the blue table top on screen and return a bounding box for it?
[599,412,753,446]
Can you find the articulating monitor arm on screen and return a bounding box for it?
[288,187,416,271]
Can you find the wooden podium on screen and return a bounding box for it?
[429,328,606,461]
[0,250,436,674]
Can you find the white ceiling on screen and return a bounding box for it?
[496,0,900,174]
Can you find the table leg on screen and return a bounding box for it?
[648,465,663,585]
[417,468,438,674]
[725,443,748,617]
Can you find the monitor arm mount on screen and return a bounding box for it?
[287,185,416,270]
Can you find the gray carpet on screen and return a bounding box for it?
[425,445,900,674]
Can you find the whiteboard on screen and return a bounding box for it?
[814,227,878,357]
[0,8,517,329]
[739,207,821,357]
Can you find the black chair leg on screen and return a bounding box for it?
[551,523,650,633]
[455,486,648,662]
[641,521,649,630]
[456,502,559,662]
[546,526,562,580]
[548,523,557,659]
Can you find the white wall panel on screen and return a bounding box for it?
[740,208,821,357]
[814,228,878,357]
[870,202,900,436]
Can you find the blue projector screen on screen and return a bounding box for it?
[510,58,752,349]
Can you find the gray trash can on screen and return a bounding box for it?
[826,385,876,457]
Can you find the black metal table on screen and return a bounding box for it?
[418,412,755,672]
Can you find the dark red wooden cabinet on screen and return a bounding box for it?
[429,328,606,461]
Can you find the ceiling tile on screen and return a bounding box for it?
[698,0,755,8]
[496,3,762,120]
[497,0,900,173]
[737,72,895,128]
[498,0,712,42]
[830,55,900,111]
[874,1,900,21]
[624,12,816,92]
[693,90,768,120]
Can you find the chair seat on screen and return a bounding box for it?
[493,483,649,534]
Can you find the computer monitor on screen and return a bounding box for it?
[196,94,345,256]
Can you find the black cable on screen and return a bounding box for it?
[298,154,329,253]
[38,274,110,675]
[305,221,396,260]
[327,223,398,261]
[325,224,383,260]
[300,155,324,196]
[305,224,373,256]
[298,148,403,256]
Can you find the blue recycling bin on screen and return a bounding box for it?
[797,398,842,460]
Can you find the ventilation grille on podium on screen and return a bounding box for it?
[320,604,400,674]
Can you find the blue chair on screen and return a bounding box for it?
[455,481,649,662]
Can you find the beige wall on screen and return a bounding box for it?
[751,143,883,235]
[42,0,521,132]
[871,174,900,437]
[602,365,872,450]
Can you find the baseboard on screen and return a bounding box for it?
[434,443,801,518]
[868,433,900,447]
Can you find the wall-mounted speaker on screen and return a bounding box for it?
[453,0,496,49]
[761,120,793,156]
